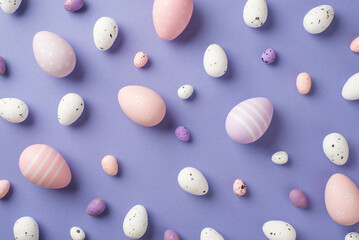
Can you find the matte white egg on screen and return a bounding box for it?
[322,133,349,165]
[262,220,296,240]
[0,0,22,14]
[58,93,84,126]
[271,151,288,165]
[342,72,359,100]
[303,5,334,34]
[346,232,359,240]
[70,226,86,240]
[123,205,148,239]
[203,44,228,78]
[0,98,29,123]
[178,167,209,196]
[201,227,225,240]
[93,17,118,51]
[13,216,39,240]
[243,0,268,28]
[177,85,194,100]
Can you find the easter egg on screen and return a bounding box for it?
[203,44,228,78]
[350,37,359,53]
[178,167,208,196]
[164,229,180,240]
[346,232,359,240]
[123,205,148,239]
[0,0,22,14]
[225,97,273,144]
[13,216,39,240]
[200,228,224,240]
[243,0,268,28]
[342,73,359,100]
[322,133,349,165]
[19,144,72,189]
[261,48,276,64]
[325,173,359,226]
[262,220,296,240]
[296,72,311,95]
[175,126,190,142]
[33,31,76,78]
[0,179,10,199]
[134,52,148,68]
[118,85,166,127]
[303,5,334,34]
[152,0,193,40]
[64,0,84,12]
[93,17,118,51]
[233,179,247,196]
[70,227,86,240]
[0,98,29,123]
[86,198,106,216]
[177,84,194,100]
[101,155,118,176]
[0,56,6,75]
[289,189,308,208]
[57,93,84,126]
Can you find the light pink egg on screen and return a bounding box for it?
[225,97,273,144]
[19,144,72,189]
[33,31,76,78]
[0,180,10,199]
[296,72,311,95]
[101,155,118,176]
[325,173,359,226]
[153,0,193,40]
[134,52,148,68]
[118,85,166,127]
[233,179,247,196]
[350,37,359,53]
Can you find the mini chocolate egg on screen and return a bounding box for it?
[296,72,311,95]
[175,126,190,142]
[233,179,246,196]
[164,229,180,240]
[345,232,359,240]
[93,17,118,51]
[134,52,148,68]
[177,85,194,100]
[0,0,22,14]
[70,227,86,240]
[0,98,29,123]
[0,56,6,75]
[350,37,359,53]
[289,189,308,208]
[64,0,85,12]
[101,155,118,176]
[271,151,288,165]
[13,216,39,240]
[86,198,106,216]
[123,205,148,239]
[261,48,276,64]
[0,180,10,199]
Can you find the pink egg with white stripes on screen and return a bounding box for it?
[33,31,76,78]
[225,97,273,144]
[19,144,72,189]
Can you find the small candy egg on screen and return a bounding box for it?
[177,85,194,100]
[200,228,224,240]
[350,37,359,53]
[296,72,311,95]
[13,216,39,240]
[93,17,118,51]
[57,93,85,126]
[101,155,118,176]
[322,133,349,165]
[86,198,106,216]
[0,180,10,199]
[178,167,209,196]
[203,44,228,78]
[233,179,247,196]
[289,189,308,208]
[64,0,85,12]
[342,72,359,100]
[303,5,334,34]
[0,0,22,14]
[164,229,180,240]
[175,126,190,142]
[123,205,148,239]
[70,227,86,240]
[0,56,6,75]
[134,52,148,68]
[261,48,276,64]
[243,0,268,28]
[271,151,288,165]
[345,232,359,240]
[263,220,296,240]
[0,98,29,124]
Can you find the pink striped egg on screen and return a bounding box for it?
[225,97,273,144]
[19,144,72,189]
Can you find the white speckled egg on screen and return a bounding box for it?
[13,216,39,240]
[70,226,85,240]
[0,0,22,14]
[346,232,359,240]
[342,72,359,100]
[262,220,296,240]
[58,93,84,126]
[322,133,349,165]
[203,44,228,78]
[0,98,29,123]
[177,85,194,100]
[123,205,148,239]
[271,151,288,165]
[93,17,118,51]
[303,5,334,34]
[178,167,208,196]
[243,0,268,28]
[201,227,224,240]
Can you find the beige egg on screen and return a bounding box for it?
[101,155,118,176]
[296,72,311,95]
[350,37,359,53]
[0,180,10,199]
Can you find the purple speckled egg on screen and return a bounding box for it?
[261,48,276,64]
[164,229,180,240]
[0,57,6,75]
[175,126,190,142]
[64,0,85,12]
[86,198,106,216]
[289,189,307,208]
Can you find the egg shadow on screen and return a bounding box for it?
[141,59,151,70]
[173,4,202,43]
[1,183,13,201]
[56,159,79,194]
[107,27,123,54]
[97,203,110,218]
[139,208,153,240]
[14,0,28,16]
[315,13,339,38]
[306,78,315,96]
[2,59,10,78]
[75,2,88,13]
[152,107,175,131]
[221,52,234,80]
[71,101,90,128]
[66,54,85,82]
[342,138,356,169]
[19,110,34,127]
[259,5,274,31]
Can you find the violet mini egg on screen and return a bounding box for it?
[261,48,276,64]
[0,56,6,75]
[164,229,180,240]
[289,189,307,208]
[86,198,106,216]
[64,0,85,12]
[134,52,148,68]
[175,126,190,142]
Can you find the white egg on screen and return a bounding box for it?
[93,17,118,51]
[178,167,209,196]
[201,227,225,240]
[70,227,86,240]
[177,85,194,100]
[203,44,228,78]
[123,205,148,239]
[58,93,84,126]
[13,216,39,240]
[303,5,334,34]
[0,98,29,123]
[262,220,296,240]
[322,133,349,166]
[345,232,359,240]
[243,0,268,28]
[271,151,288,165]
[342,72,359,100]
[0,0,22,14]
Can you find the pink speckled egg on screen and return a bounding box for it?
[134,52,149,68]
[289,189,308,208]
[19,144,72,189]
[350,37,359,53]
[225,97,273,144]
[233,179,247,196]
[33,31,76,78]
[0,56,6,75]
[164,229,180,240]
[325,173,359,226]
[101,155,118,176]
[0,180,10,199]
[153,0,193,40]
[118,85,166,127]
[296,72,311,95]
[64,0,84,12]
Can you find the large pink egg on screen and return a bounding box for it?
[325,173,359,226]
[33,31,76,78]
[225,97,273,144]
[19,144,72,189]
[118,85,166,127]
[153,0,193,40]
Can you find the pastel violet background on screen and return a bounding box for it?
[1,0,359,239]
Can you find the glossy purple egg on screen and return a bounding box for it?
[164,229,180,240]
[289,189,307,208]
[64,0,85,12]
[175,126,190,142]
[0,57,6,75]
[261,48,276,64]
[86,198,106,216]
